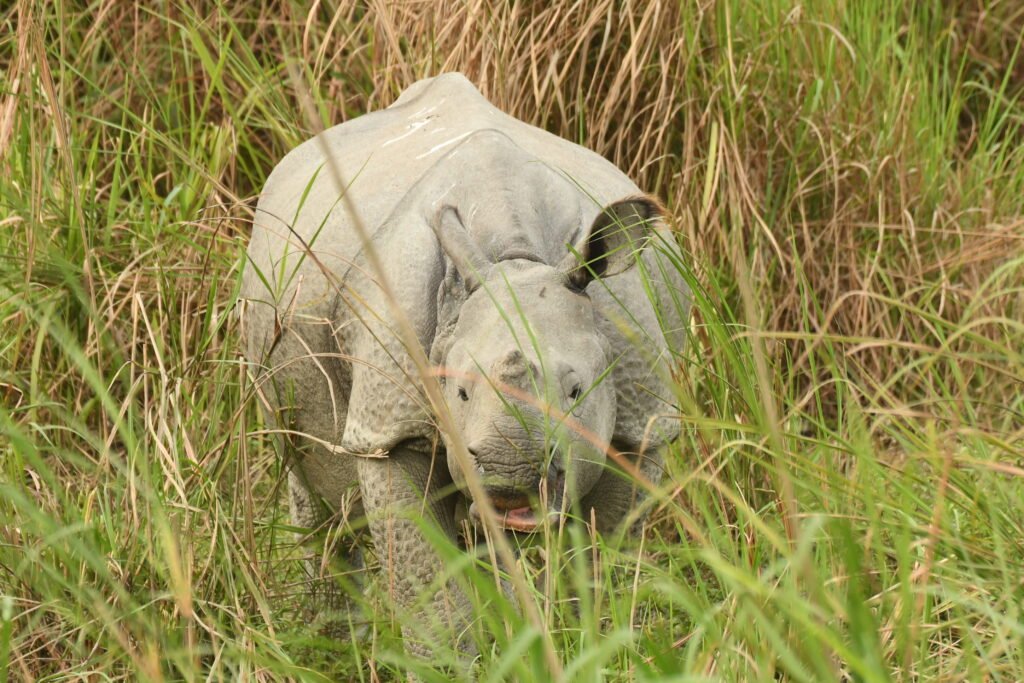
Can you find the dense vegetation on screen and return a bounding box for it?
[1,1,1022,680]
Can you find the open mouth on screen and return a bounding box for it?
[467,471,565,532]
[467,500,560,532]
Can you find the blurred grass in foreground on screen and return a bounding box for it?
[1,0,1022,680]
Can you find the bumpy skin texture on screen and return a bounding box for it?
[356,445,473,657]
[241,73,690,660]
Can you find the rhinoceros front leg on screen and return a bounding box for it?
[356,443,476,662]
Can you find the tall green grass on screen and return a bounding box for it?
[1,1,1022,680]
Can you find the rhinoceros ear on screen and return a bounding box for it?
[560,195,664,289]
[430,206,492,293]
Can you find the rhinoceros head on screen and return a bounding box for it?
[430,196,663,531]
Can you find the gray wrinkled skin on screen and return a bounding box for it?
[241,73,690,661]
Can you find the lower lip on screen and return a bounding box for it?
[468,501,560,532]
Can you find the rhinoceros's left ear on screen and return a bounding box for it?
[431,205,492,293]
[560,195,665,289]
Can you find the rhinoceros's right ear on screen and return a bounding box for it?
[430,206,492,293]
[560,195,664,289]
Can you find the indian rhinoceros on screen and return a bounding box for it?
[240,72,690,660]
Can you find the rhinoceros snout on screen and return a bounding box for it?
[470,465,567,533]
[474,461,565,509]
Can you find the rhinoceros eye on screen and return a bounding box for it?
[569,383,582,402]
[457,387,469,402]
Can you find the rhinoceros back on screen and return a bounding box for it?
[245,73,639,302]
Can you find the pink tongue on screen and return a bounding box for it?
[469,502,543,532]
[500,506,540,532]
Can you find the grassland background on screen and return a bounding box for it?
[1,0,1023,681]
